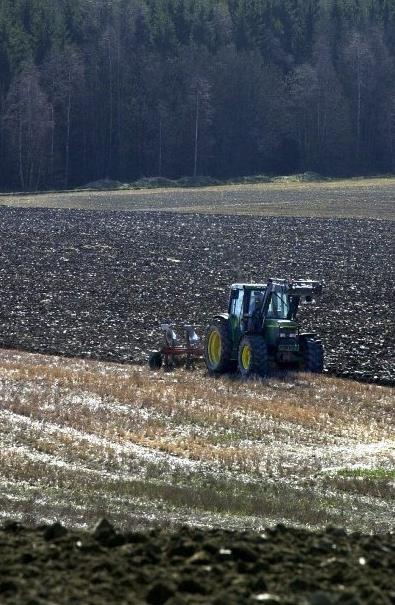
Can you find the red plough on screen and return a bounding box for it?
[148,324,204,370]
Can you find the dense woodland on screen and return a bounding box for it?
[0,0,395,191]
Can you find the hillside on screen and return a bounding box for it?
[1,177,395,220]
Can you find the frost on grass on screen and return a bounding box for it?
[0,349,393,532]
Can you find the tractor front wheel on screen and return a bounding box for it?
[238,335,268,378]
[302,339,324,373]
[204,321,232,374]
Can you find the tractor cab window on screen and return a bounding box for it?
[229,289,243,318]
[267,289,290,319]
[249,290,265,316]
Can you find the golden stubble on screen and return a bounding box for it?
[0,350,392,472]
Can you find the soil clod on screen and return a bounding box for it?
[0,522,393,604]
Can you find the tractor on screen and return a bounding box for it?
[205,278,324,377]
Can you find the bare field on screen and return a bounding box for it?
[0,207,393,384]
[1,177,395,220]
[0,349,393,533]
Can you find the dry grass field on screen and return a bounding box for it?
[1,349,393,533]
[1,177,395,220]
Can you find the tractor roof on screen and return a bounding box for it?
[231,279,322,296]
[231,283,267,290]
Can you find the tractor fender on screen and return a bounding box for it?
[299,332,316,341]
[213,313,229,323]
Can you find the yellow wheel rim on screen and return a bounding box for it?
[208,330,221,366]
[241,344,251,370]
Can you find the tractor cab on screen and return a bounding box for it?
[228,279,321,325]
[228,282,295,355]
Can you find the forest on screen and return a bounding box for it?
[0,0,394,191]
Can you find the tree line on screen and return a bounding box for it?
[0,0,395,191]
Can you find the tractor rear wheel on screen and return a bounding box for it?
[302,339,324,373]
[238,335,268,378]
[149,351,163,370]
[204,321,232,374]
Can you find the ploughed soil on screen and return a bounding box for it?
[0,520,394,605]
[0,208,393,384]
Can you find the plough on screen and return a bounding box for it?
[148,324,204,370]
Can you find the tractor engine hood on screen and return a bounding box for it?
[263,320,298,346]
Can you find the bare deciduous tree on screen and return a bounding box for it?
[344,32,374,165]
[44,48,84,188]
[3,64,52,190]
[189,77,212,177]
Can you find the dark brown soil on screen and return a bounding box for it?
[0,520,393,604]
[0,208,393,384]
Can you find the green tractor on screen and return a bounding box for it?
[205,278,324,377]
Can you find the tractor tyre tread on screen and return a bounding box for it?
[204,320,232,375]
[303,339,324,373]
[238,335,269,378]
